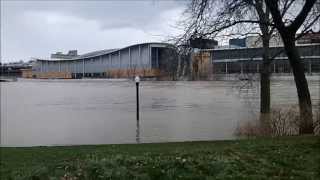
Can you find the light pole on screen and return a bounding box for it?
[135,76,140,143]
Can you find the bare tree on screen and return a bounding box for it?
[179,0,319,134]
[178,0,276,133]
[159,47,180,80]
[265,0,319,134]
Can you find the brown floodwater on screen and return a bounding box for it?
[1,77,319,146]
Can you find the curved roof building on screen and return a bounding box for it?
[31,42,175,78]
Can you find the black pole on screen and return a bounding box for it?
[136,82,139,121]
[136,81,140,143]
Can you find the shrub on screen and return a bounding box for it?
[235,105,320,137]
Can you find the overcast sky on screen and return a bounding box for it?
[1,0,186,62]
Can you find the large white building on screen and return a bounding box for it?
[28,42,175,78]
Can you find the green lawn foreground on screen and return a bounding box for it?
[1,136,319,180]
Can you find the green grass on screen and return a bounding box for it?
[1,136,320,179]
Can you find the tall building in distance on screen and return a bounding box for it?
[51,50,78,59]
[229,32,320,48]
[228,38,246,47]
[229,33,283,48]
[297,32,320,44]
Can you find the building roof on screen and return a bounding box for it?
[34,42,172,61]
[76,49,119,59]
[200,42,320,51]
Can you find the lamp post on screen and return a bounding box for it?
[135,76,140,120]
[135,76,140,143]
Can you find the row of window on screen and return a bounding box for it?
[212,45,320,60]
[212,59,320,73]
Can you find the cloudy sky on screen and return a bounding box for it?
[1,0,186,62]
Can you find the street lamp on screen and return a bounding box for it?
[135,76,140,143]
[135,76,140,121]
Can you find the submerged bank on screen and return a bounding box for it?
[1,136,319,179]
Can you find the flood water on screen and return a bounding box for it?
[1,77,319,147]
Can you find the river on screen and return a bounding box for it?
[1,77,319,146]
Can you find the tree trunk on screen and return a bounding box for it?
[176,55,182,80]
[282,34,314,134]
[260,64,271,129]
[182,59,187,78]
[260,37,271,134]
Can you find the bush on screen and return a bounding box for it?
[314,107,320,135]
[235,105,320,137]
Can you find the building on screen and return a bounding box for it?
[189,38,218,49]
[229,32,320,48]
[209,44,320,74]
[229,38,246,47]
[27,42,175,79]
[245,35,283,48]
[51,50,78,59]
[229,34,283,48]
[297,32,320,44]
[191,51,212,80]
[1,61,33,77]
[25,40,320,80]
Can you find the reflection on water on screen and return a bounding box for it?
[1,78,319,147]
[136,119,140,144]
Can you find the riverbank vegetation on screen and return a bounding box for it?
[235,105,320,137]
[1,136,319,179]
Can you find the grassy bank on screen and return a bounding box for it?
[1,136,319,179]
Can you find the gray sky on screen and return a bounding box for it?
[1,0,186,62]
